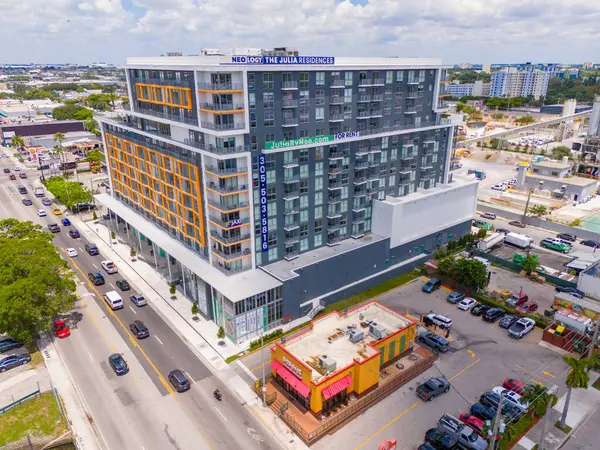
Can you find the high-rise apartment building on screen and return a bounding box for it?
[490,67,552,100]
[97,52,477,345]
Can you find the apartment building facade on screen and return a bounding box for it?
[490,67,552,100]
[445,80,490,98]
[97,53,477,346]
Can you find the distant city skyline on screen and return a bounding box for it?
[1,0,599,65]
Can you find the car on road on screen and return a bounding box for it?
[496,228,510,234]
[417,332,449,352]
[470,403,496,421]
[422,278,442,293]
[479,392,522,421]
[473,220,493,230]
[509,220,526,228]
[506,293,528,307]
[480,212,496,220]
[2,168,9,173]
[52,319,70,338]
[555,286,584,299]
[508,318,536,339]
[425,313,453,329]
[491,184,506,192]
[516,301,538,313]
[37,209,46,217]
[458,297,477,311]
[13,166,20,171]
[84,243,99,255]
[0,353,31,372]
[168,369,191,392]
[68,229,80,238]
[492,386,529,412]
[129,320,149,339]
[503,378,526,395]
[18,186,27,194]
[483,307,504,323]
[0,338,23,354]
[557,233,577,242]
[42,198,52,206]
[101,260,118,274]
[425,428,457,450]
[65,248,78,257]
[130,294,147,307]
[447,291,466,304]
[52,208,62,215]
[470,304,490,316]
[87,272,105,286]
[48,224,60,233]
[61,218,71,226]
[540,238,570,253]
[116,279,130,291]
[108,353,129,375]
[499,315,519,329]
[581,239,600,248]
[19,172,27,179]
[21,198,32,206]
[416,376,450,401]
[9,174,15,180]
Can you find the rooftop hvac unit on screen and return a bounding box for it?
[369,322,388,339]
[348,330,364,343]
[319,354,337,373]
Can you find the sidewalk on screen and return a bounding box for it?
[70,214,309,450]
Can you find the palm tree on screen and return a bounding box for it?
[521,384,550,417]
[560,355,590,429]
[11,135,26,156]
[53,145,65,177]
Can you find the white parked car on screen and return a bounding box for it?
[491,184,506,192]
[425,313,453,329]
[457,297,477,311]
[508,318,536,339]
[13,166,20,171]
[492,386,529,411]
[37,209,47,217]
[101,260,118,274]
[65,248,78,257]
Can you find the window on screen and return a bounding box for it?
[314,162,323,176]
[345,72,353,86]
[300,149,309,163]
[267,202,277,216]
[386,71,393,84]
[300,73,309,88]
[315,147,324,161]
[263,92,274,108]
[315,191,323,205]
[391,148,397,160]
[382,136,389,149]
[250,112,256,128]
[381,150,387,163]
[265,133,274,143]
[314,206,322,219]
[300,238,308,251]
[344,88,352,103]
[267,187,277,201]
[315,107,324,122]
[248,74,255,89]
[264,111,275,127]
[299,106,309,123]
[315,177,323,190]
[341,185,348,199]
[300,129,309,138]
[316,72,325,86]
[283,130,294,141]
[300,165,309,179]
[249,92,255,109]
[300,224,309,237]
[344,104,352,119]
[300,210,308,223]
[314,219,323,233]
[268,247,278,262]
[251,135,258,151]
[299,90,309,106]
[388,174,396,186]
[263,73,273,89]
[316,128,324,136]
[314,234,322,248]
[396,70,403,82]
[300,195,309,209]
[300,179,309,193]
[315,89,325,105]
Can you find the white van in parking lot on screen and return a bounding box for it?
[103,291,124,310]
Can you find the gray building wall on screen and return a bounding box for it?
[524,175,596,201]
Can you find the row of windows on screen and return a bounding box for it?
[135,84,193,110]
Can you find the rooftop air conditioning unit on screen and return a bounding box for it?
[319,354,337,373]
[349,330,364,343]
[369,322,388,339]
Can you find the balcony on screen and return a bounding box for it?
[372,94,384,101]
[198,82,244,91]
[207,200,250,213]
[368,160,380,168]
[283,175,300,183]
[400,158,416,169]
[405,107,417,114]
[212,247,251,262]
[283,159,299,168]
[355,161,369,169]
[406,92,418,99]
[210,230,251,245]
[282,81,298,90]
[327,236,342,246]
[407,79,421,85]
[358,95,371,103]
[330,96,344,105]
[200,103,245,112]
[284,236,300,245]
[135,77,188,87]
[328,181,343,190]
[282,117,299,127]
[282,99,298,108]
[205,165,248,176]
[327,211,342,219]
[358,79,372,87]
[283,190,299,200]
[284,251,299,261]
[330,79,345,88]
[328,167,343,176]
[284,207,300,215]
[353,176,367,185]
[329,150,348,159]
[132,107,198,126]
[213,262,250,275]
[356,147,370,156]
[329,113,344,122]
[372,78,385,86]
[357,111,371,119]
[370,110,383,118]
[328,195,341,204]
[367,171,379,181]
[208,215,250,228]
[369,146,382,153]
[353,217,366,225]
[206,182,248,195]
[284,223,299,232]
[352,201,371,212]
[201,121,245,131]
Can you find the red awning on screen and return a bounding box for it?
[271,360,311,398]
[322,375,352,400]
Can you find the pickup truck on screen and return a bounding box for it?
[416,376,450,401]
[34,187,44,198]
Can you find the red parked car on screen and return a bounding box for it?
[459,413,499,442]
[503,378,526,395]
[53,319,70,339]
[516,301,538,314]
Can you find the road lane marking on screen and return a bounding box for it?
[185,372,196,384]
[129,306,137,315]
[467,349,475,358]
[214,407,228,423]
[78,246,83,251]
[543,370,556,379]
[88,352,94,362]
[516,364,553,383]
[154,335,163,345]
[92,263,99,269]
[251,360,268,373]
[109,282,116,289]
[449,358,481,381]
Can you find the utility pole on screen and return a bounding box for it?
[539,385,559,450]
[260,329,267,407]
[489,392,505,450]
[588,318,600,358]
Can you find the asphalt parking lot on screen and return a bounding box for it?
[489,242,572,272]
[310,278,568,450]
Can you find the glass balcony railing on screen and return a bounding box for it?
[197,82,244,91]
[200,121,246,131]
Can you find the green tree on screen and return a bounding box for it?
[85,149,105,164]
[0,219,77,344]
[169,282,176,298]
[492,112,504,120]
[52,104,93,120]
[455,102,466,113]
[217,326,225,341]
[521,384,550,417]
[515,115,535,125]
[11,135,26,152]
[529,205,548,218]
[191,302,199,317]
[455,258,488,293]
[522,254,540,274]
[552,145,572,160]
[560,355,590,429]
[490,138,500,149]
[84,119,99,135]
[130,247,137,260]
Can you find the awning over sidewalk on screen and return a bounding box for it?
[321,375,352,400]
[271,360,310,398]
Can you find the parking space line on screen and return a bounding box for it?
[92,263,99,269]
[88,352,94,362]
[515,364,552,384]
[154,335,163,345]
[214,406,227,422]
[78,246,83,251]
[129,306,137,315]
[109,282,115,289]
[185,372,196,384]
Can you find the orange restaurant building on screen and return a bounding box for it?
[270,301,417,415]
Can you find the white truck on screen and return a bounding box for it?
[554,309,593,335]
[477,232,504,252]
[504,232,533,249]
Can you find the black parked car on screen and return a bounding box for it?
[496,228,510,234]
[557,233,577,242]
[108,353,129,375]
[48,224,60,233]
[129,320,149,339]
[0,338,23,354]
[499,315,519,329]
[424,428,457,450]
[470,304,490,316]
[555,286,584,299]
[483,307,505,323]
[168,369,191,393]
[116,279,130,291]
[581,239,600,248]
[470,403,496,421]
[416,376,450,401]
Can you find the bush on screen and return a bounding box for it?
[45,176,92,209]
[249,328,283,351]
[497,414,535,450]
[570,219,581,227]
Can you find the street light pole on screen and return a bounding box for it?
[489,392,505,450]
[539,385,559,450]
[587,318,600,358]
[260,330,266,407]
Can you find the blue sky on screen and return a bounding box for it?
[0,0,599,65]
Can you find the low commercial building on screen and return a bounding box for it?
[269,301,416,415]
[0,120,85,144]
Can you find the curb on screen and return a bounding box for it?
[556,402,600,449]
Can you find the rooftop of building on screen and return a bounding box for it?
[532,160,572,170]
[279,301,415,382]
[526,173,597,187]
[262,233,388,282]
[380,175,479,206]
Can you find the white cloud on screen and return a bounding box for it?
[1,0,599,64]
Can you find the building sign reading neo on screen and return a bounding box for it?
[231,55,335,65]
[265,131,360,151]
[258,155,269,253]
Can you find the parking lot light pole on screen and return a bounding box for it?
[539,385,559,450]
[489,392,505,450]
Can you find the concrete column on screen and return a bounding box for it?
[137,232,142,253]
[167,255,173,282]
[152,242,159,268]
[182,267,187,298]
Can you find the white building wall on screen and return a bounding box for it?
[371,179,478,249]
[578,272,600,300]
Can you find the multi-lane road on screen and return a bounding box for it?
[0,155,279,450]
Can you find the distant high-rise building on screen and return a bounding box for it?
[583,62,594,70]
[459,63,473,70]
[490,67,552,100]
[444,80,490,98]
